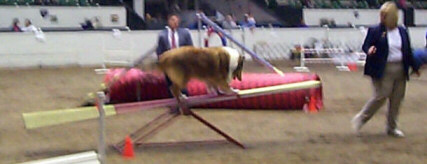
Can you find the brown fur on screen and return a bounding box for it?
[158,46,244,102]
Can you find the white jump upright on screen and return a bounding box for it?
[96,92,107,164]
[293,47,365,72]
[293,47,310,72]
[20,93,108,164]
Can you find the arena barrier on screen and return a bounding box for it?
[94,29,143,75]
[253,42,293,61]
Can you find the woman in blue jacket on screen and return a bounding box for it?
[351,2,420,138]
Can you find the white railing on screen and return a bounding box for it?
[294,48,366,72]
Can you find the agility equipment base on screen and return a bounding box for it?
[113,106,246,152]
[22,80,321,152]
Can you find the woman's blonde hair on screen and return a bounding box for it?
[380,2,399,29]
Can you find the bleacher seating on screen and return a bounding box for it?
[0,0,17,5]
[0,0,97,6]
[273,0,427,9]
[201,0,281,26]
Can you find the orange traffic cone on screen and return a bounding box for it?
[307,96,318,113]
[347,62,358,72]
[122,136,134,159]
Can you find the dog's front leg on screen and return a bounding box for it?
[225,87,239,95]
[206,84,219,96]
[178,98,191,115]
[218,83,239,96]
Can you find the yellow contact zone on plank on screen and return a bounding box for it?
[22,105,116,129]
[238,80,321,95]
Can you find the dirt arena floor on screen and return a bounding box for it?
[1,62,426,164]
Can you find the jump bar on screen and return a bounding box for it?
[197,13,284,76]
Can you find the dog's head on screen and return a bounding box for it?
[232,55,245,81]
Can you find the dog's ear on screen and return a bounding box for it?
[233,55,245,81]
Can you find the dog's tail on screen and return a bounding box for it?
[156,55,170,73]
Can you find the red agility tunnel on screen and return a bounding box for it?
[105,69,323,110]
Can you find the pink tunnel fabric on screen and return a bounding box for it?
[105,68,323,110]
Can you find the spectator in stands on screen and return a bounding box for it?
[155,13,166,24]
[156,14,193,110]
[365,0,378,8]
[11,18,22,32]
[145,13,158,29]
[297,19,308,28]
[247,13,256,26]
[21,19,37,32]
[352,2,420,138]
[34,0,42,5]
[329,19,337,28]
[92,17,102,29]
[300,0,312,8]
[188,10,209,29]
[81,18,94,30]
[222,14,238,29]
[396,0,407,9]
[240,13,256,29]
[145,13,158,24]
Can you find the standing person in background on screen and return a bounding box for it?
[11,18,22,32]
[156,14,193,58]
[21,19,37,32]
[156,14,193,114]
[351,2,420,138]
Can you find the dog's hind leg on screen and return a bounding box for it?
[164,68,188,98]
[170,84,183,102]
[170,83,192,115]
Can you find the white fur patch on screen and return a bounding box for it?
[221,47,240,82]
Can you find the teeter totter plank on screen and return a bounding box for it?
[22,105,117,129]
[18,151,99,164]
[22,80,321,129]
